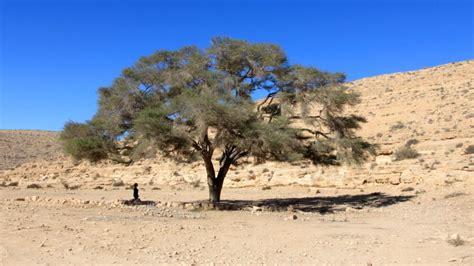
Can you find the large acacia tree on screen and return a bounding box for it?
[61,37,376,202]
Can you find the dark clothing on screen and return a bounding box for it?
[133,187,139,200]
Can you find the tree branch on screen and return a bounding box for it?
[297,128,332,139]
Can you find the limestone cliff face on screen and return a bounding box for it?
[1,60,473,189]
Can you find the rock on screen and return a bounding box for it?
[378,148,393,156]
[28,196,39,201]
[389,175,401,185]
[184,203,195,211]
[345,207,357,212]
[375,154,392,164]
[285,214,297,220]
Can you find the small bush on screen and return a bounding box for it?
[61,180,69,189]
[188,179,201,188]
[112,179,125,187]
[447,235,465,247]
[61,180,80,190]
[8,181,19,187]
[444,192,467,199]
[394,146,420,161]
[405,138,419,147]
[26,183,42,189]
[455,143,463,148]
[465,145,474,154]
[390,121,405,131]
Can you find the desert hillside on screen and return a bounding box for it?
[0,60,473,189]
[0,130,62,170]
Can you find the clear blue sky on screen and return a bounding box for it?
[1,0,472,131]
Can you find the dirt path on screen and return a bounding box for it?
[1,183,473,264]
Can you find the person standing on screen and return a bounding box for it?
[133,183,140,202]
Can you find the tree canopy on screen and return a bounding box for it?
[61,37,377,202]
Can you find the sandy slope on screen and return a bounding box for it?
[0,130,61,170]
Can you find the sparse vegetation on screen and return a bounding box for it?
[446,235,465,247]
[394,145,420,161]
[112,179,125,187]
[390,121,405,131]
[61,180,81,190]
[189,179,201,188]
[8,181,19,187]
[405,138,419,147]
[444,192,467,199]
[26,183,42,189]
[465,145,474,154]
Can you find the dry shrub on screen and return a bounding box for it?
[465,145,474,154]
[394,146,420,161]
[61,180,80,190]
[444,192,467,199]
[26,183,42,189]
[390,121,405,131]
[447,235,465,247]
[188,179,201,188]
[112,179,125,187]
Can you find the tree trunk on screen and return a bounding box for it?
[208,182,221,203]
[203,153,232,203]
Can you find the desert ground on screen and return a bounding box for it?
[1,60,473,264]
[0,183,473,264]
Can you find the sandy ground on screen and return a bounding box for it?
[1,181,473,265]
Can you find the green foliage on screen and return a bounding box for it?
[62,37,377,201]
[63,37,377,165]
[60,121,110,162]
